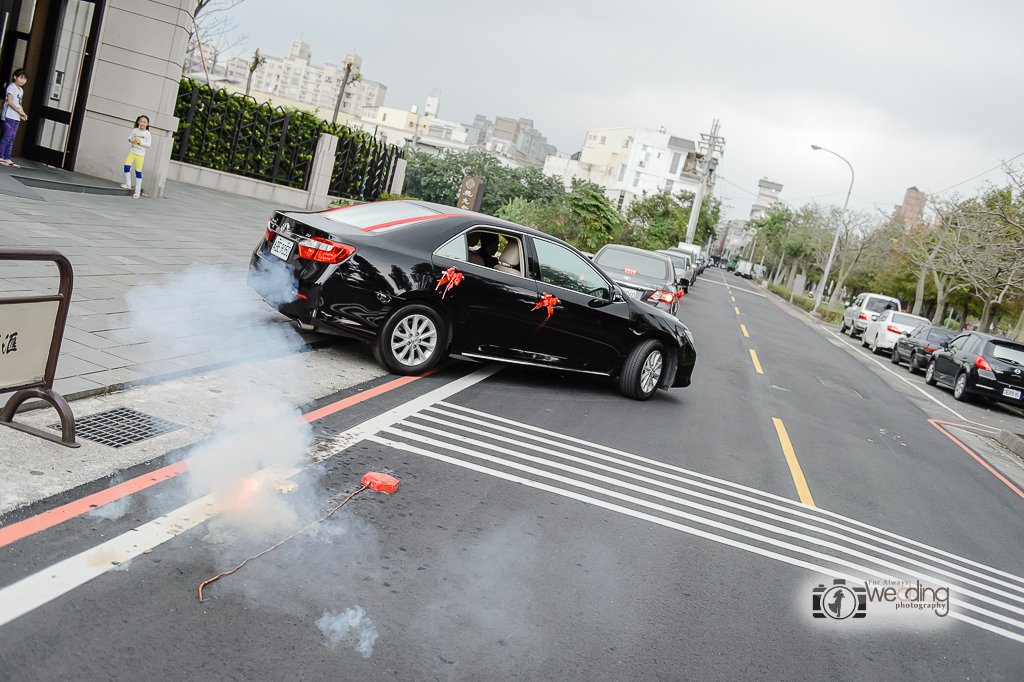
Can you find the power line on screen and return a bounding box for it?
[933,151,1024,194]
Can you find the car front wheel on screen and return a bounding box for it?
[620,339,665,401]
[839,320,848,334]
[925,361,938,386]
[890,346,901,364]
[908,352,919,374]
[375,304,446,376]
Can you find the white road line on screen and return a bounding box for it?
[437,401,1024,588]
[369,433,1024,643]
[830,332,987,426]
[699,278,767,297]
[405,411,1024,600]
[386,421,1024,620]
[0,365,501,630]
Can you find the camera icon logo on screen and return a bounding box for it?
[813,579,867,619]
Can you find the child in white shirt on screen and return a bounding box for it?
[1,69,28,168]
[122,115,151,198]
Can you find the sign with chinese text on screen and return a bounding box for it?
[0,300,60,391]
[457,176,484,212]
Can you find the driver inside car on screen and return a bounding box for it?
[468,231,500,268]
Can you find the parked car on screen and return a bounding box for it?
[892,325,957,373]
[656,250,695,292]
[925,332,1024,406]
[593,244,681,316]
[668,243,703,281]
[248,200,696,400]
[840,293,901,338]
[862,310,929,354]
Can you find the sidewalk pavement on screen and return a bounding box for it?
[0,163,335,405]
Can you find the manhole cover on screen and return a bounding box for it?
[53,407,184,448]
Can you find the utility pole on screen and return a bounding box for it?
[684,119,726,244]
[331,61,354,125]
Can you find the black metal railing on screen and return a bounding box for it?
[172,80,404,199]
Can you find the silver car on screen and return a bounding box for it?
[841,293,901,338]
[657,250,696,292]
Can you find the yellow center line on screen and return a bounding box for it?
[731,296,736,302]
[734,306,740,315]
[749,348,763,374]
[741,324,749,338]
[772,418,816,506]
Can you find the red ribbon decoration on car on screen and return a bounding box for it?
[435,267,463,299]
[531,292,559,328]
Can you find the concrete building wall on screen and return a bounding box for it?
[74,0,192,198]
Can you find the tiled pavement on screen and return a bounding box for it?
[0,171,331,403]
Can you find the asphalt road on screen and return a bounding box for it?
[2,270,1024,680]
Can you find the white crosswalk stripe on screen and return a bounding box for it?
[369,400,1024,645]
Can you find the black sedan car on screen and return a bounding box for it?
[247,200,696,400]
[891,324,956,373]
[925,331,1024,406]
[591,244,681,315]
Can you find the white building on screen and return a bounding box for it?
[247,40,386,116]
[543,126,702,211]
[356,104,470,155]
[749,178,784,220]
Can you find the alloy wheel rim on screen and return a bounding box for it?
[955,375,965,397]
[640,350,663,394]
[926,364,933,380]
[391,314,437,366]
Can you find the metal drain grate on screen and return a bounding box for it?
[55,407,184,448]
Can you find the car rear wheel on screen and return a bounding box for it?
[375,304,445,376]
[620,339,664,401]
[839,320,848,334]
[953,372,970,402]
[925,361,938,386]
[908,352,919,374]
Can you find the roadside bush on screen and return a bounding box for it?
[766,282,843,323]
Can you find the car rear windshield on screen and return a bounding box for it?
[665,254,689,269]
[320,202,442,232]
[865,298,898,313]
[989,342,1024,366]
[594,249,669,280]
[927,328,956,343]
[892,313,924,326]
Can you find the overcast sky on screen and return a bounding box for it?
[224,0,1024,220]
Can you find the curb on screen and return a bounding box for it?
[996,430,1024,460]
[15,332,341,414]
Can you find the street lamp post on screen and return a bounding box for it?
[810,144,854,315]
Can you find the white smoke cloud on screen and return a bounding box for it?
[85,472,130,521]
[316,606,379,658]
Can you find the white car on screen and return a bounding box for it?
[863,310,929,354]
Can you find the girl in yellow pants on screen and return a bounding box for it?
[122,115,151,198]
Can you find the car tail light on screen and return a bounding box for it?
[649,291,675,304]
[925,347,936,353]
[887,325,901,334]
[859,312,867,320]
[677,290,685,298]
[297,237,355,264]
[975,355,993,372]
[265,222,275,243]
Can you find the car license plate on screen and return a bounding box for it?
[270,237,294,261]
[622,288,639,299]
[1003,387,1022,400]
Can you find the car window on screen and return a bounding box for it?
[910,325,925,338]
[892,313,924,326]
[853,295,865,307]
[534,238,611,299]
[949,335,970,350]
[435,233,467,260]
[865,297,897,313]
[594,249,670,280]
[965,336,985,354]
[989,342,1024,366]
[435,229,525,276]
[927,328,955,343]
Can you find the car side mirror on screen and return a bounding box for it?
[939,341,948,349]
[611,286,626,303]
[902,331,910,337]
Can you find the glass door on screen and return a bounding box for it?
[22,0,101,168]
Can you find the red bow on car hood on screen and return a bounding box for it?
[531,293,559,328]
[435,267,463,299]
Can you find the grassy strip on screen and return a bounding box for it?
[765,281,844,324]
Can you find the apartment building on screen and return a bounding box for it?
[247,40,386,116]
[460,115,556,165]
[749,178,784,220]
[543,126,701,211]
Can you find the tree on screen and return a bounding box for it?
[185,0,249,77]
[244,48,265,98]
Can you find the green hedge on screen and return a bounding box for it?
[766,282,844,324]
